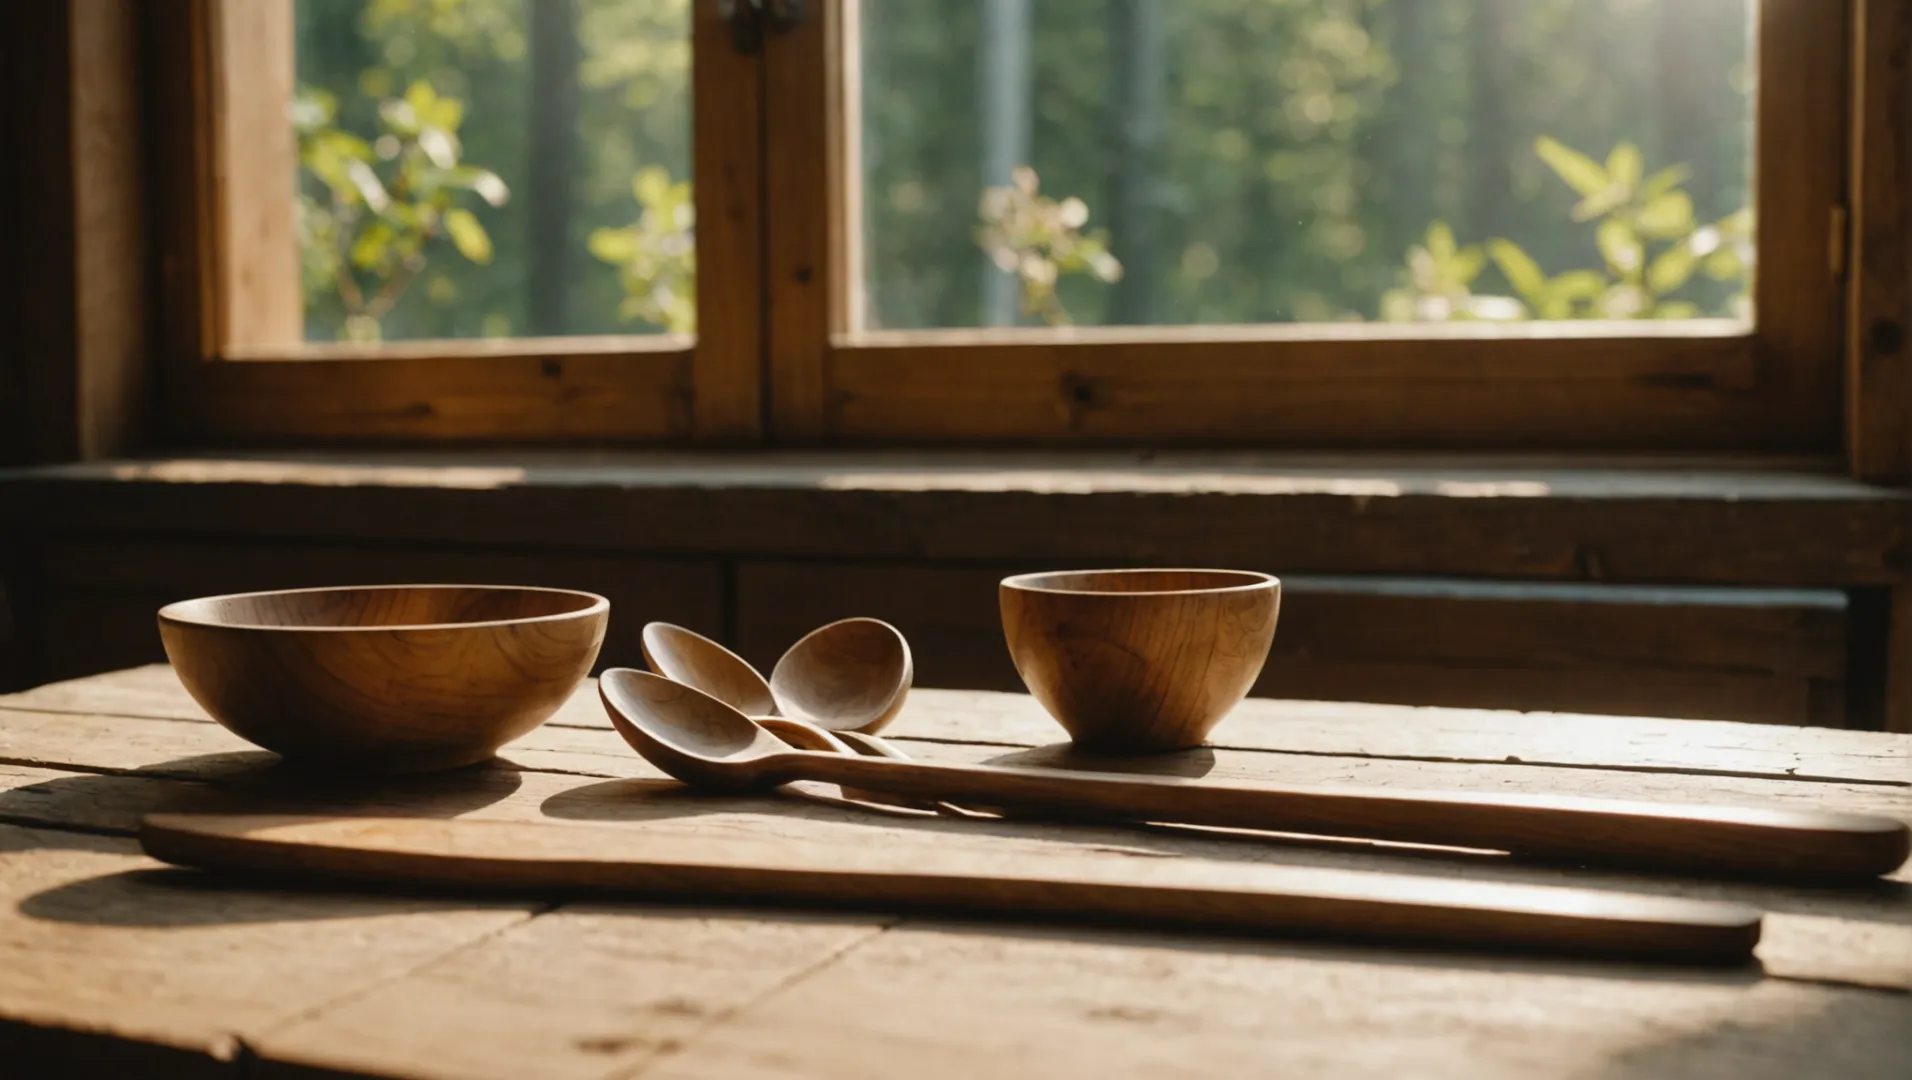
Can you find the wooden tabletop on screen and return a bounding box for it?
[0,666,1906,1079]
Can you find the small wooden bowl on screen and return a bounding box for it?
[158,585,609,772]
[1000,569,1280,754]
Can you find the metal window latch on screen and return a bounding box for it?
[721,0,803,55]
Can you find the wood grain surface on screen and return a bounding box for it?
[210,0,299,350]
[687,0,765,443]
[138,813,1766,965]
[1847,0,1912,482]
[0,0,149,464]
[0,667,1906,1078]
[158,585,607,771]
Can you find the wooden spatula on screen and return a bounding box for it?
[139,813,1763,965]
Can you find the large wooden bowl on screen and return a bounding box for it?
[1001,569,1280,753]
[158,585,609,772]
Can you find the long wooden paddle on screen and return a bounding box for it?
[140,813,1763,966]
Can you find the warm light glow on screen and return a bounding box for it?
[109,460,525,489]
[819,471,1408,498]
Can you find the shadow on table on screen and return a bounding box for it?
[1585,987,1912,1080]
[892,916,1771,990]
[535,773,1491,868]
[0,752,527,851]
[979,743,1220,777]
[3,752,537,928]
[14,863,532,928]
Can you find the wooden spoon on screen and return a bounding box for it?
[769,618,913,733]
[759,717,980,818]
[641,618,912,732]
[640,622,776,718]
[598,669,1911,881]
[757,716,855,754]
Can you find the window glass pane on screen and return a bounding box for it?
[292,0,691,343]
[856,0,1753,330]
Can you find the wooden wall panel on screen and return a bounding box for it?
[8,458,1905,587]
[737,562,1017,693]
[735,563,1849,727]
[69,0,152,459]
[1847,0,1912,482]
[1753,0,1849,449]
[0,579,18,693]
[1887,587,1912,733]
[0,0,150,463]
[0,1,78,465]
[4,544,1860,729]
[30,542,725,682]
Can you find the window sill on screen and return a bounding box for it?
[2,450,1905,585]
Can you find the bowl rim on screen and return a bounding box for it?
[157,584,610,632]
[1000,568,1279,597]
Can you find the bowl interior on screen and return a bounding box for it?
[1003,569,1273,595]
[161,585,602,630]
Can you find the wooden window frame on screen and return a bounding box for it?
[766,0,1854,452]
[1,0,149,464]
[1847,0,1912,482]
[150,0,763,445]
[138,0,1909,467]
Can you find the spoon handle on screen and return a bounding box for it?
[782,754,1909,880]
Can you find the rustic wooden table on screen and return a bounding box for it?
[0,666,1906,1079]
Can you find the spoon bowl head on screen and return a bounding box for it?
[640,622,777,718]
[770,618,914,733]
[598,669,789,790]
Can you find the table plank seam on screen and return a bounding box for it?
[1047,745,1912,790]
[0,751,231,784]
[251,902,556,1058]
[0,764,218,839]
[0,731,646,789]
[605,917,902,1080]
[10,701,1904,791]
[494,760,650,782]
[0,752,309,796]
[0,811,139,840]
[874,735,1912,790]
[1766,972,1912,997]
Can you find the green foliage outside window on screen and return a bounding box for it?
[976,167,1124,327]
[293,0,689,342]
[586,166,696,334]
[1382,138,1753,324]
[292,0,1754,339]
[293,80,509,342]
